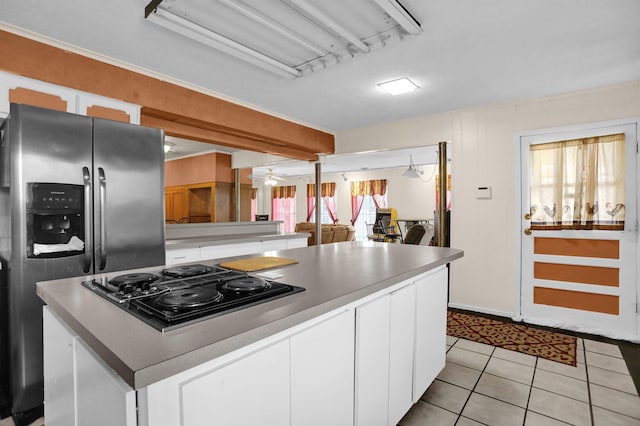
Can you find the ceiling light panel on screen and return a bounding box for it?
[378,77,419,95]
[146,0,422,77]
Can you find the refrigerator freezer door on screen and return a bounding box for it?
[7,104,93,414]
[92,118,165,272]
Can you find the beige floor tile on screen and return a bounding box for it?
[398,401,457,426]
[0,417,15,426]
[590,383,640,420]
[492,347,537,367]
[584,339,622,358]
[461,392,525,426]
[576,338,583,349]
[592,406,640,426]
[446,335,458,346]
[528,387,591,426]
[420,379,470,414]
[576,347,585,364]
[524,411,571,426]
[536,357,587,381]
[533,368,589,402]
[454,338,495,355]
[588,365,638,395]
[436,362,482,390]
[585,351,629,374]
[484,356,535,385]
[446,347,490,371]
[475,372,530,407]
[456,416,484,426]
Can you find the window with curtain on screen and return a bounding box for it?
[529,133,625,230]
[306,182,337,224]
[350,179,388,240]
[271,185,296,233]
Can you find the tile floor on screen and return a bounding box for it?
[400,335,640,426]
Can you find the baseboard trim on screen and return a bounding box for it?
[447,303,515,321]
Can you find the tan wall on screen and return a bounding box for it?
[165,153,218,187]
[335,81,640,316]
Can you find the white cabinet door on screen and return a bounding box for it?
[388,284,417,425]
[181,339,291,426]
[43,307,76,426]
[413,266,448,400]
[75,340,137,426]
[355,296,391,426]
[200,242,256,261]
[290,310,355,426]
[165,247,201,265]
[286,238,308,249]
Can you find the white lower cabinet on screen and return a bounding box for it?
[355,295,391,426]
[354,283,417,426]
[165,247,201,265]
[388,284,417,425]
[413,266,448,399]
[181,340,291,426]
[290,310,355,426]
[43,307,136,426]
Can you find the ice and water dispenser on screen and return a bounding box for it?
[26,183,85,258]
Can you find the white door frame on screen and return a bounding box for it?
[514,117,640,341]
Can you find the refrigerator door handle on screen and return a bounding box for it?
[82,167,93,273]
[98,167,107,270]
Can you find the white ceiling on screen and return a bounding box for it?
[2,0,639,174]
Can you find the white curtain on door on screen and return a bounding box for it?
[529,133,626,230]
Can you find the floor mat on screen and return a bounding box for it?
[447,310,577,366]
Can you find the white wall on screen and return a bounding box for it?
[335,81,640,317]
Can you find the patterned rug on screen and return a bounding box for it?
[447,310,577,366]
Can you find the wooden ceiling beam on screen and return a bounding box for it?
[0,30,334,160]
[141,115,318,161]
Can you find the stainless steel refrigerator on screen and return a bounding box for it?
[0,103,166,420]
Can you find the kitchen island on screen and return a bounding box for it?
[37,241,463,426]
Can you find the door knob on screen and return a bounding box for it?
[524,213,532,220]
[524,228,532,235]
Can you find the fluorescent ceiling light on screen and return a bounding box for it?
[372,0,422,35]
[147,7,301,78]
[287,0,370,53]
[378,77,419,95]
[164,142,174,153]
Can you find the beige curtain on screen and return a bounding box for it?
[529,133,625,230]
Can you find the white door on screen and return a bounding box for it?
[520,121,638,340]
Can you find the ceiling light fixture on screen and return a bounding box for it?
[372,0,422,35]
[146,6,301,78]
[164,142,174,153]
[286,0,370,53]
[402,155,423,178]
[219,0,326,56]
[378,77,419,95]
[264,177,278,186]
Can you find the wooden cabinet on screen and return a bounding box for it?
[165,187,188,223]
[181,340,291,426]
[0,71,140,123]
[290,310,355,426]
[43,307,136,426]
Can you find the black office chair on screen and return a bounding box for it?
[403,224,426,245]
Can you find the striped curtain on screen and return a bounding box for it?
[350,179,387,196]
[271,185,296,199]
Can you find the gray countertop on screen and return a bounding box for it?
[165,232,310,248]
[37,242,463,390]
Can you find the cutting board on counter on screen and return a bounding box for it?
[219,256,298,272]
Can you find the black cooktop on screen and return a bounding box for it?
[82,264,304,332]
